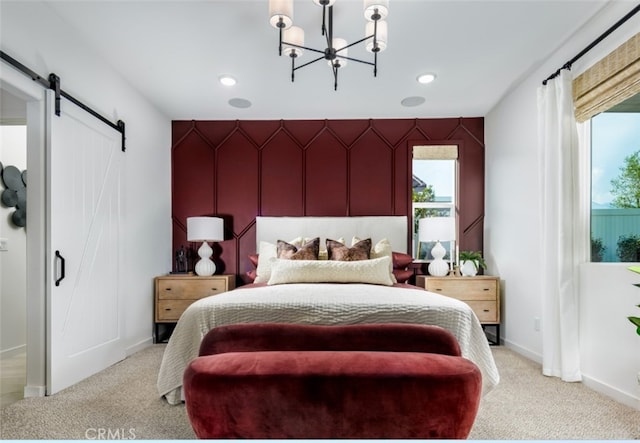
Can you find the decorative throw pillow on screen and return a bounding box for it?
[254,238,303,283]
[267,256,394,286]
[277,237,320,260]
[327,238,371,261]
[392,251,413,269]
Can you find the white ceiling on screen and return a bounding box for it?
[14,1,612,120]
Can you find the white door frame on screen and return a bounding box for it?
[1,66,47,397]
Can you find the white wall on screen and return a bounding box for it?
[0,0,172,390]
[485,1,640,408]
[0,125,27,357]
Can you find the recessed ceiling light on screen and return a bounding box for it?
[219,75,237,86]
[401,96,426,107]
[417,73,436,84]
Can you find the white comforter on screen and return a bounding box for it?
[157,283,500,405]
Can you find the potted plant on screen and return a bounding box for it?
[459,251,487,277]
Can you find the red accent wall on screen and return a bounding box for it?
[172,118,484,282]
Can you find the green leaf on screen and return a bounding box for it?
[628,265,640,275]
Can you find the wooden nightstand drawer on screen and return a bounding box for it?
[425,278,497,301]
[157,278,229,300]
[466,301,498,323]
[156,299,196,321]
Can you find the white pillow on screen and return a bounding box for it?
[352,237,396,283]
[267,256,394,286]
[254,238,302,283]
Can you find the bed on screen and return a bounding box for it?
[157,216,500,405]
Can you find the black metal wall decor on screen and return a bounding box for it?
[0,161,27,228]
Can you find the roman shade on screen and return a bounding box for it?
[573,32,640,122]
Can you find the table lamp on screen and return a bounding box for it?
[418,217,455,277]
[187,216,224,276]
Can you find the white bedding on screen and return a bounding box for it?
[157,283,500,405]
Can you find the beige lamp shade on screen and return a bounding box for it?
[269,0,293,29]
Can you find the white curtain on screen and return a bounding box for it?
[537,69,582,382]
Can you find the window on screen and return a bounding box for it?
[590,94,640,262]
[411,145,457,260]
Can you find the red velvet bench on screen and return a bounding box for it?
[184,323,482,439]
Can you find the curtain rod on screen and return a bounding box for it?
[542,3,640,85]
[0,50,126,152]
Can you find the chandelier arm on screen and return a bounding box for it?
[336,35,374,52]
[290,55,295,82]
[335,55,375,67]
[332,64,339,91]
[281,41,326,56]
[278,23,283,56]
[293,55,326,71]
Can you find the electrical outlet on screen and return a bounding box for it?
[0,238,8,251]
[534,317,541,332]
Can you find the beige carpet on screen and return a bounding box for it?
[1,344,638,440]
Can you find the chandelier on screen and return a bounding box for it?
[268,0,389,90]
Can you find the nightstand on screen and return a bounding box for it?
[154,274,235,343]
[415,275,500,345]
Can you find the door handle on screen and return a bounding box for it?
[55,250,66,286]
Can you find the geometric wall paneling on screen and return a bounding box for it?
[171,117,485,282]
[261,131,304,216]
[415,118,461,141]
[349,130,394,215]
[305,130,349,215]
[216,131,260,234]
[282,120,326,147]
[327,120,373,146]
[370,119,419,146]
[194,120,238,147]
[238,120,281,148]
[172,130,216,224]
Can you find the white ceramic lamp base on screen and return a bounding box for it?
[194,241,216,276]
[428,241,449,277]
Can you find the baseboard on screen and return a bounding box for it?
[582,374,640,410]
[23,385,46,398]
[0,344,26,359]
[501,338,542,364]
[501,340,639,410]
[125,337,153,357]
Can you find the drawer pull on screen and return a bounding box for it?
[211,288,218,291]
[483,309,490,312]
[164,288,172,291]
[483,288,490,291]
[435,288,443,292]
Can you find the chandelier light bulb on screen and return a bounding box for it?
[366,20,387,53]
[364,0,389,21]
[283,26,305,57]
[328,38,348,68]
[313,0,336,6]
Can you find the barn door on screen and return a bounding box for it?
[46,91,125,394]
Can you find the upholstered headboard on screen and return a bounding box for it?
[255,216,408,253]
